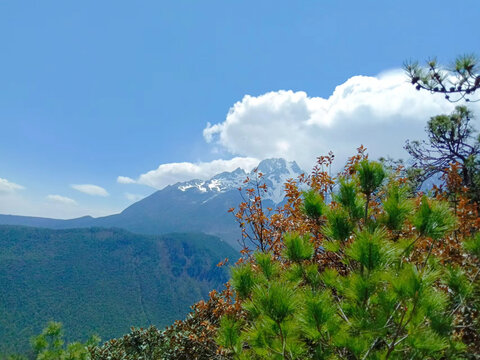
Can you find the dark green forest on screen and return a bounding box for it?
[0,226,237,356]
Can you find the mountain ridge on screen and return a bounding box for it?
[0,158,304,248]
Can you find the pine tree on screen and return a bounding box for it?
[217,158,479,359]
[31,322,99,360]
[404,54,480,103]
[405,106,480,202]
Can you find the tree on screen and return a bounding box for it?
[89,326,165,360]
[404,105,480,201]
[31,322,99,360]
[216,155,480,359]
[404,54,480,103]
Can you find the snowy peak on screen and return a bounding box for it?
[256,158,302,175]
[256,159,304,204]
[175,158,304,204]
[177,167,247,194]
[256,158,302,183]
[212,167,246,180]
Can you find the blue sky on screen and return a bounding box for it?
[1,1,480,218]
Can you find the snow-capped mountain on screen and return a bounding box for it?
[177,167,247,193]
[256,158,303,204]
[0,158,304,248]
[175,158,303,204]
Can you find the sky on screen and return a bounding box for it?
[1,1,480,218]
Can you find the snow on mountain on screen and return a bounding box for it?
[178,181,208,192]
[176,158,304,204]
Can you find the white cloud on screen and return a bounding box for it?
[117,176,136,184]
[0,191,119,219]
[0,178,25,193]
[203,70,480,170]
[118,70,480,191]
[120,157,259,189]
[46,194,77,205]
[71,184,109,197]
[125,193,145,202]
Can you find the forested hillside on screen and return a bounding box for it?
[0,226,237,355]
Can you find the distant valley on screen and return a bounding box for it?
[0,226,237,355]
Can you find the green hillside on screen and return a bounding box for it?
[0,226,238,355]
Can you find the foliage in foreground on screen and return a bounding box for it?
[216,154,480,359]
[8,322,100,360]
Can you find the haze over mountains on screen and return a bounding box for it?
[0,158,304,248]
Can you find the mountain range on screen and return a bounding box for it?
[0,158,304,248]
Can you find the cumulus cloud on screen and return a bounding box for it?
[117,176,136,184]
[118,70,480,189]
[46,194,77,205]
[0,178,25,193]
[119,157,259,189]
[71,184,109,197]
[203,70,480,170]
[0,191,119,219]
